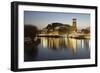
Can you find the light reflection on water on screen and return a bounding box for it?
[40,37,90,54]
[24,37,90,61]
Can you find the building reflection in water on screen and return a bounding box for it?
[24,37,90,61]
[40,37,90,55]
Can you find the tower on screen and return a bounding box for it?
[72,18,77,32]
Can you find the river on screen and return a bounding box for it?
[24,37,90,62]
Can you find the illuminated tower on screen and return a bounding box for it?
[72,18,77,32]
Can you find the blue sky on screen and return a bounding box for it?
[24,11,90,30]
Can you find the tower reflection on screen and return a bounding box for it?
[40,37,90,54]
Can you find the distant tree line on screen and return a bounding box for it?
[24,25,39,39]
[81,29,90,34]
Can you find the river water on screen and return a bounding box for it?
[24,37,90,62]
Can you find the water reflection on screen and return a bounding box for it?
[24,37,90,61]
[24,39,40,61]
[40,37,90,54]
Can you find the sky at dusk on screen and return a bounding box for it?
[24,11,90,30]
